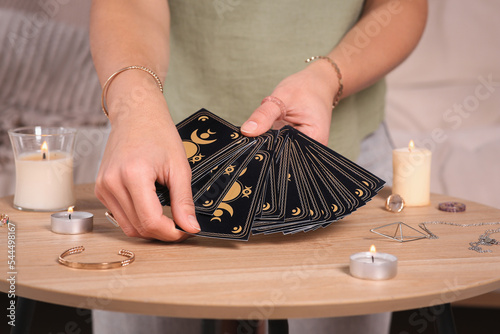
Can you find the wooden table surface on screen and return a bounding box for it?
[1,184,500,319]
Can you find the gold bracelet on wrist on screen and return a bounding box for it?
[58,246,135,270]
[305,56,344,109]
[100,65,164,119]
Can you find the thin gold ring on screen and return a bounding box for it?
[58,246,135,270]
[261,96,287,120]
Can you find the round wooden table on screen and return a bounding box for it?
[1,184,500,321]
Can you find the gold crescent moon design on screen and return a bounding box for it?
[183,141,199,159]
[292,207,301,216]
[191,129,216,145]
[262,203,271,211]
[232,225,243,234]
[239,167,247,177]
[310,210,314,216]
[355,189,364,197]
[362,181,369,187]
[198,116,209,121]
[217,202,234,217]
[202,200,214,207]
[223,182,242,202]
[230,132,240,139]
[210,217,222,222]
[331,204,338,212]
[255,154,264,161]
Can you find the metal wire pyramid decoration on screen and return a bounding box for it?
[370,222,428,242]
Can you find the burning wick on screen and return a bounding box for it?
[370,244,376,263]
[408,140,415,153]
[41,141,48,160]
[68,206,74,220]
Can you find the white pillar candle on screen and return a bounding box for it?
[14,150,75,211]
[392,140,432,207]
[9,127,76,212]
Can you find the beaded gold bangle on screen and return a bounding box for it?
[100,65,164,119]
[58,246,135,269]
[305,56,344,109]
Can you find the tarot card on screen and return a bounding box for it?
[255,127,291,222]
[294,129,385,193]
[193,136,266,213]
[177,109,250,174]
[192,150,271,241]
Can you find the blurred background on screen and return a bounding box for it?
[385,1,500,210]
[0,0,499,333]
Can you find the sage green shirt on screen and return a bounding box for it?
[165,0,385,160]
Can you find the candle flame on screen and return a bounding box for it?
[369,245,376,254]
[68,206,74,214]
[408,140,415,152]
[41,141,48,159]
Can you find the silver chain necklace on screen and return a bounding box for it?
[418,221,500,253]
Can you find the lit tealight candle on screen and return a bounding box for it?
[51,207,93,235]
[392,140,432,207]
[350,245,398,280]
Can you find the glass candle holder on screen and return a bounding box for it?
[8,126,77,211]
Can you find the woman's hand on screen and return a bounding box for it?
[95,86,200,242]
[241,60,340,145]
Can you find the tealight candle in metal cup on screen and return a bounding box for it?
[350,245,398,280]
[51,207,93,235]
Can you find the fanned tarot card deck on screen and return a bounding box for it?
[156,109,385,241]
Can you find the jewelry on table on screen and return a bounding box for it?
[385,194,405,213]
[438,202,466,212]
[0,214,9,226]
[58,246,135,269]
[419,221,500,253]
[370,221,500,253]
[469,229,500,253]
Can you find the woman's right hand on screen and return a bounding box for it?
[95,73,200,242]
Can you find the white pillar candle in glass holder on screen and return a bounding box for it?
[8,126,77,211]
